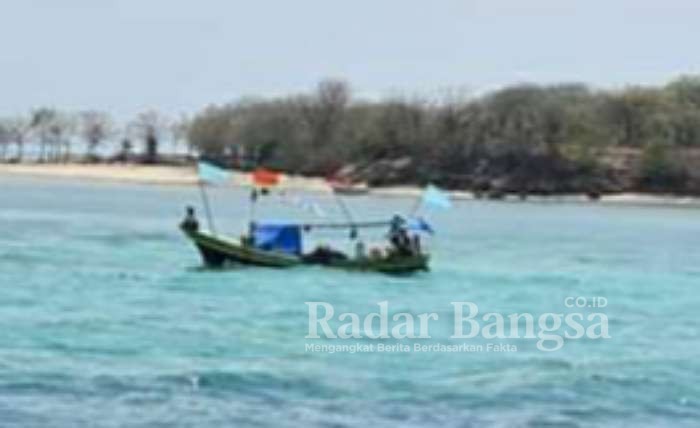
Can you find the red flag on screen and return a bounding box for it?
[252,168,281,187]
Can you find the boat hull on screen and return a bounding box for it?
[323,254,430,274]
[183,230,302,268]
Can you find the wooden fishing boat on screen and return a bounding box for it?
[181,222,430,274]
[327,176,370,196]
[330,182,370,196]
[182,162,437,274]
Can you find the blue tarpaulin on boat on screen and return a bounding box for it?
[254,223,303,255]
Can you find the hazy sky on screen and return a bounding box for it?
[1,0,698,119]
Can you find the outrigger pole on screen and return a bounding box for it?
[333,192,355,224]
[409,195,423,216]
[301,220,391,229]
[248,188,258,233]
[330,190,362,239]
[198,180,216,235]
[408,186,430,216]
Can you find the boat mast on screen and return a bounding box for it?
[198,180,217,234]
[248,188,257,234]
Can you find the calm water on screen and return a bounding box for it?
[1,176,699,427]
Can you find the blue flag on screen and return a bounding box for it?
[198,161,231,185]
[407,217,435,234]
[422,184,452,210]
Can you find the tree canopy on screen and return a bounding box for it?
[187,76,700,195]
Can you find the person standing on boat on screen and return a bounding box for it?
[180,206,199,232]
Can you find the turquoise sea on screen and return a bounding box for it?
[1,176,699,427]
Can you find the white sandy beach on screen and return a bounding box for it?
[0,163,330,192]
[2,163,700,207]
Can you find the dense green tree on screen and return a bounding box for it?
[639,142,687,192]
[185,75,700,194]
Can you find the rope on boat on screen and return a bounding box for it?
[301,220,391,229]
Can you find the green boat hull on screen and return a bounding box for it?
[183,230,429,274]
[326,254,429,274]
[184,230,302,268]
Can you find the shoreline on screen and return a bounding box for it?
[3,163,700,207]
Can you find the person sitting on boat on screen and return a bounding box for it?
[388,215,413,256]
[389,215,404,236]
[303,244,348,264]
[394,228,413,256]
[180,206,199,232]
